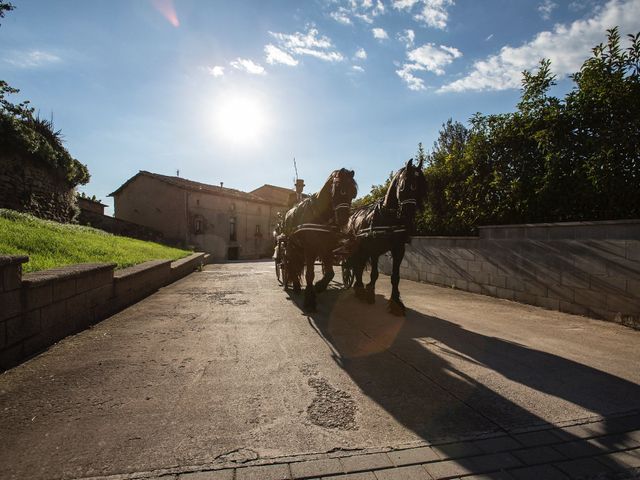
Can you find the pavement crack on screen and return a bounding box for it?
[214,448,259,464]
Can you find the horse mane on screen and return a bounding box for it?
[283,169,354,233]
[382,168,402,210]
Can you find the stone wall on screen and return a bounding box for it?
[0,153,78,223]
[78,209,166,243]
[0,252,208,371]
[379,220,640,328]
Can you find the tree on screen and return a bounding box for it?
[416,27,640,235]
[352,171,394,209]
[0,1,15,26]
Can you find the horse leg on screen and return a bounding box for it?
[353,254,367,301]
[365,254,379,304]
[387,243,406,316]
[303,253,317,311]
[314,252,335,293]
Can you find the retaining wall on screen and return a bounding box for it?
[78,209,166,243]
[379,220,640,328]
[0,153,78,223]
[0,252,208,370]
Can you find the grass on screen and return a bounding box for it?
[0,209,192,273]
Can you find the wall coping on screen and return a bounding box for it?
[479,219,640,230]
[171,252,205,269]
[113,259,172,280]
[0,255,30,267]
[410,236,479,240]
[22,263,116,287]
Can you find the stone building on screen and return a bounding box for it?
[250,179,307,207]
[77,196,108,215]
[109,171,293,260]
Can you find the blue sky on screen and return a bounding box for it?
[2,0,639,214]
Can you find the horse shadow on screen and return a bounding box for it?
[286,284,640,476]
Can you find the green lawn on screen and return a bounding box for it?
[0,209,191,273]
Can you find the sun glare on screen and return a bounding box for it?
[214,93,267,146]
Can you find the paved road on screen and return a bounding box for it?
[1,260,640,479]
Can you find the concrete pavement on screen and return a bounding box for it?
[1,260,639,479]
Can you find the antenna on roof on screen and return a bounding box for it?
[293,157,298,185]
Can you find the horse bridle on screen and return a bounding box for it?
[332,177,353,215]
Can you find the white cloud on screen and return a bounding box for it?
[396,43,461,90]
[4,49,61,68]
[330,8,352,25]
[393,0,455,29]
[396,65,426,90]
[265,44,299,66]
[329,0,385,25]
[230,58,266,75]
[354,48,368,60]
[407,43,462,75]
[440,0,640,93]
[352,65,365,72]
[392,0,420,8]
[372,27,389,40]
[208,65,225,77]
[397,29,416,48]
[269,27,344,62]
[538,0,557,20]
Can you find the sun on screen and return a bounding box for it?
[214,92,267,145]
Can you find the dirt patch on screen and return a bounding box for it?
[176,288,249,305]
[300,363,319,377]
[306,377,358,430]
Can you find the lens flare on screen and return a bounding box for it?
[150,0,179,27]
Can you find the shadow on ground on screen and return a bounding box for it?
[286,278,640,477]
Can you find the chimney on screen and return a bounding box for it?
[220,182,224,188]
[295,178,305,202]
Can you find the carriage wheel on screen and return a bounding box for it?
[341,261,354,289]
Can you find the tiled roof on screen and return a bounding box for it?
[109,171,284,205]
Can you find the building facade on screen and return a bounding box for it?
[110,171,292,261]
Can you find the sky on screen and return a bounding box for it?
[2,0,640,214]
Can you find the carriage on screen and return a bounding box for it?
[273,225,354,290]
[273,160,426,314]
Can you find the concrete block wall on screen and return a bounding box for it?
[379,220,640,328]
[0,252,206,370]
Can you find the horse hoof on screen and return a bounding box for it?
[387,299,406,316]
[314,282,328,293]
[365,287,375,304]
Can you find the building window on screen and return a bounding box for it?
[194,218,203,234]
[255,224,261,236]
[230,217,237,241]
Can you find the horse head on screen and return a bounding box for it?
[396,158,427,222]
[330,168,357,226]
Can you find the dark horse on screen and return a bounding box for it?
[280,168,357,311]
[346,158,427,315]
